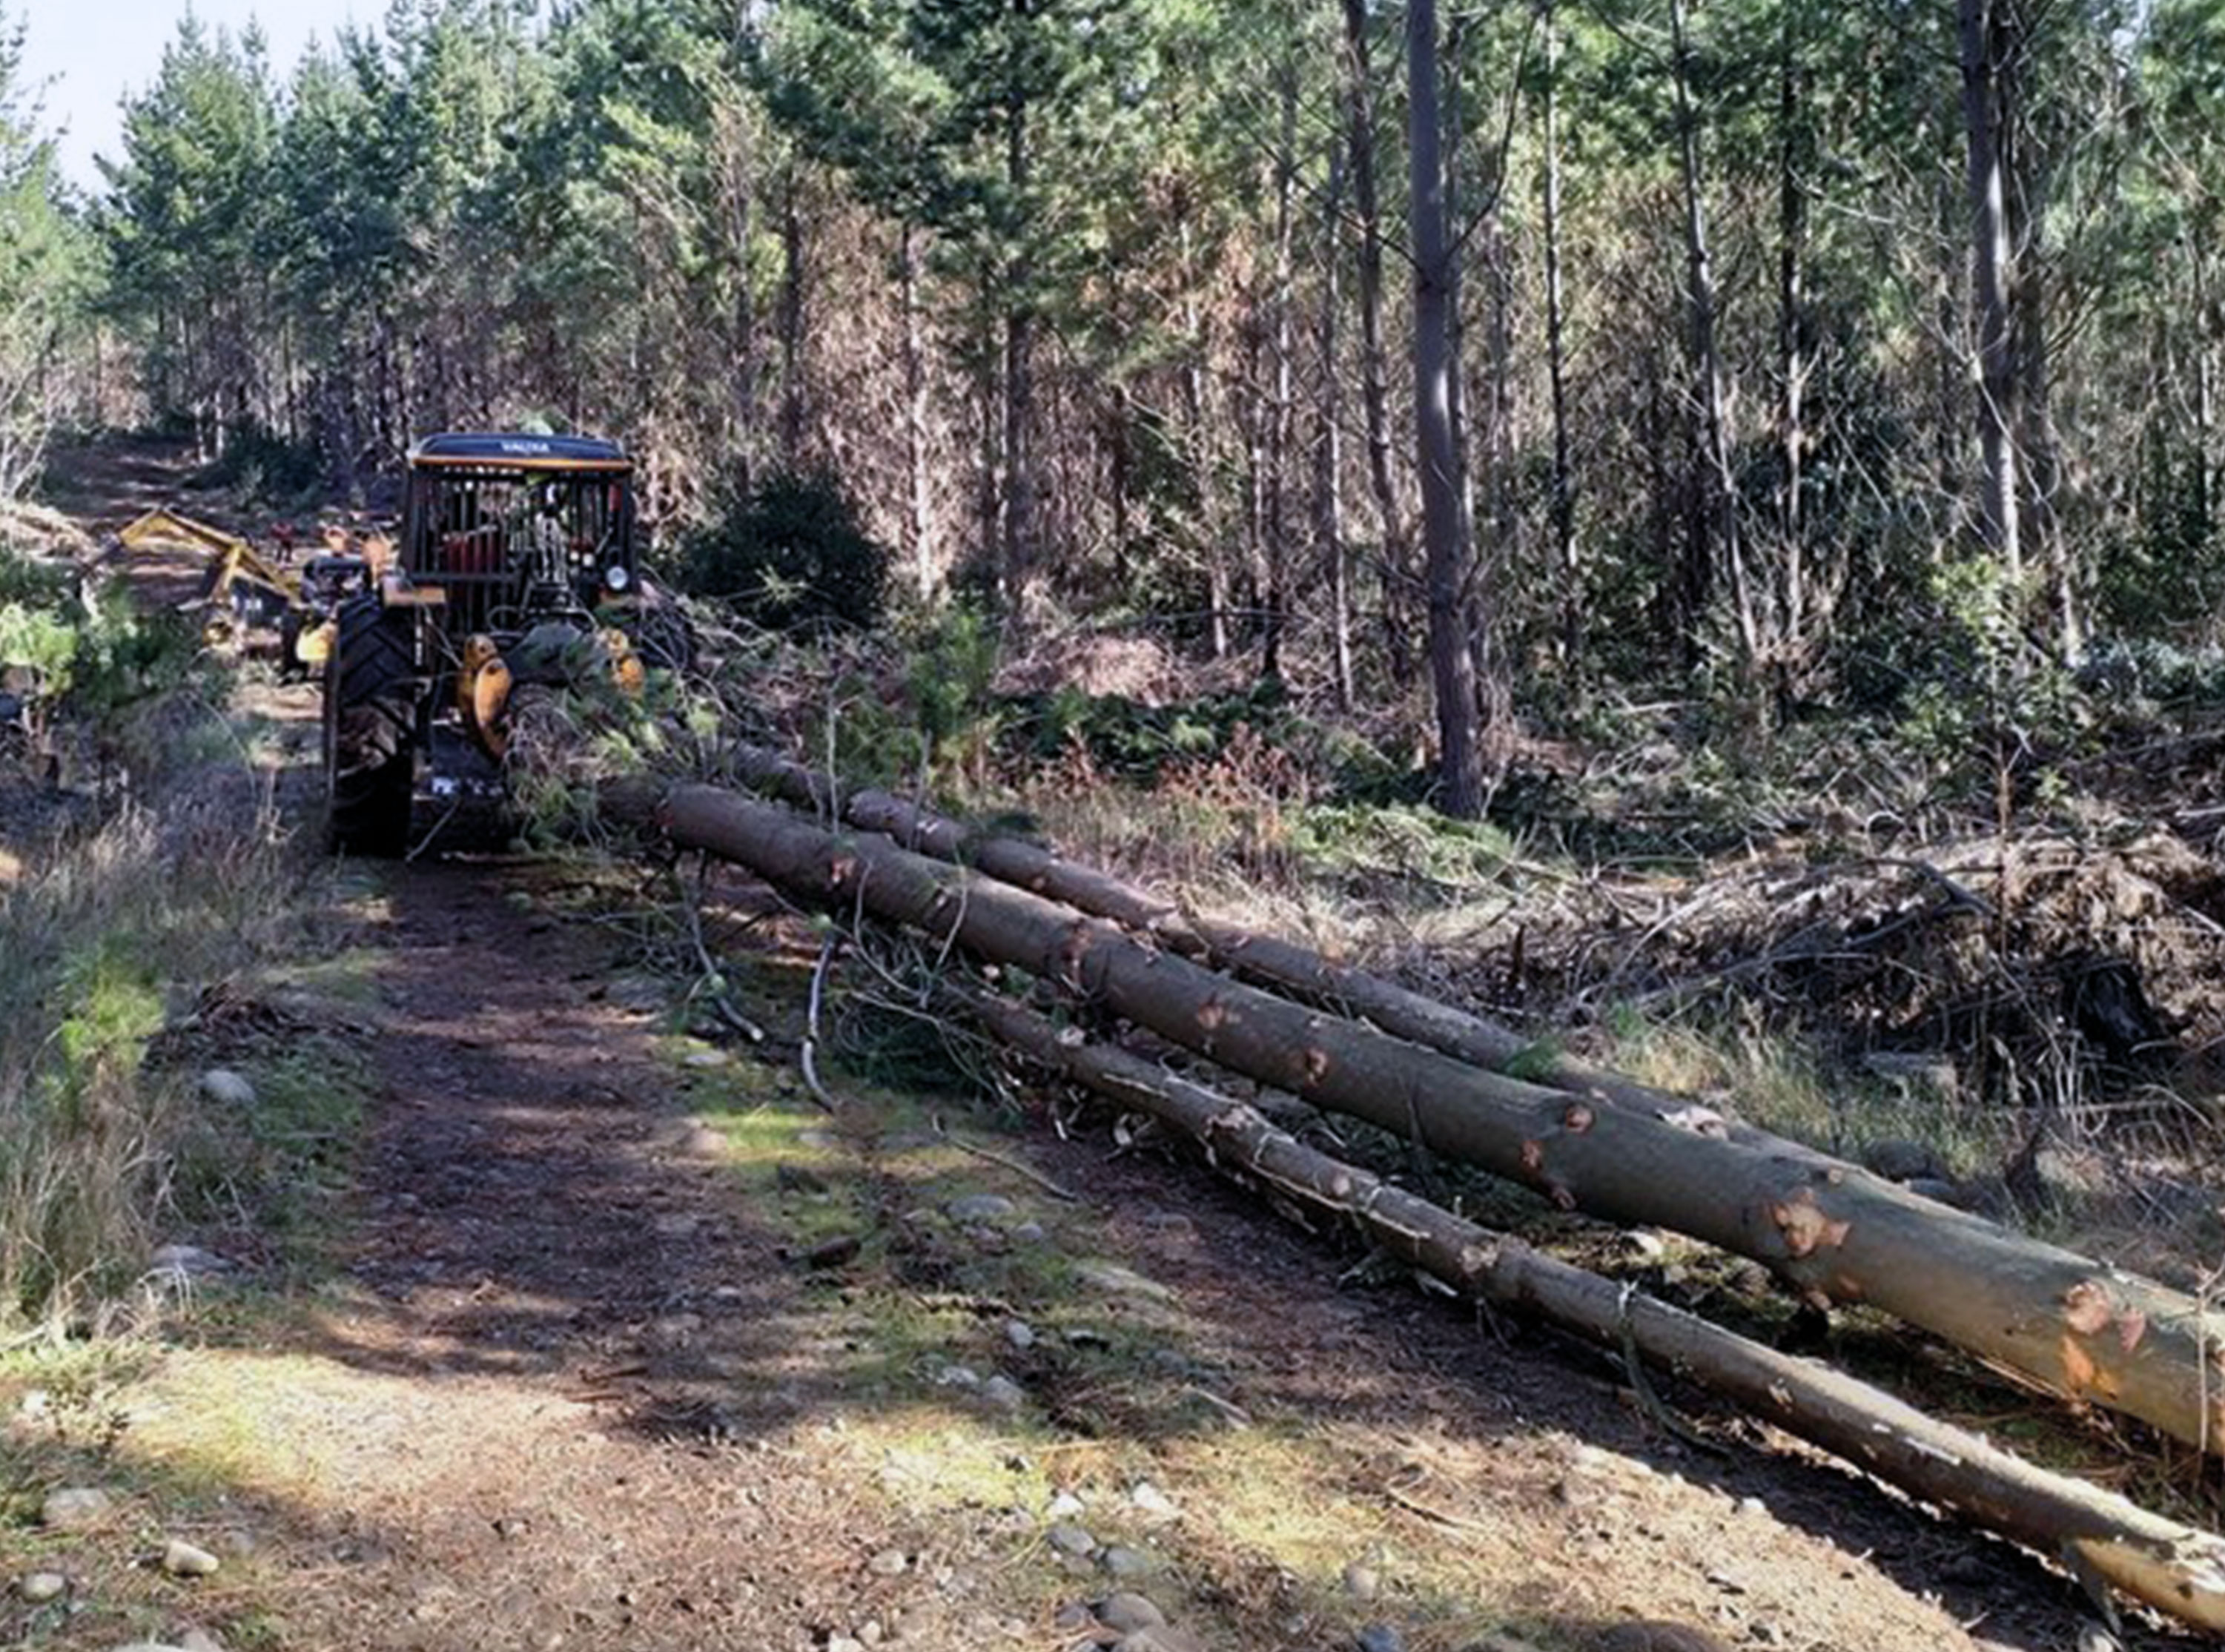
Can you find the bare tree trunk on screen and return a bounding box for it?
[1316,145,1356,711]
[1262,59,1299,683]
[1540,0,1578,666]
[1959,0,2022,584]
[1341,0,1415,688]
[1776,8,1809,650]
[661,774,2225,1477]
[954,987,2225,1639]
[1001,95,1037,622]
[1441,10,1510,729]
[778,165,807,470]
[1670,0,1755,678]
[2003,56,2074,661]
[975,336,1000,581]
[1177,197,1230,659]
[722,105,759,495]
[2198,243,2216,543]
[899,225,935,601]
[1407,0,1487,820]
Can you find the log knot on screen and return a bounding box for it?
[1769,1188,1851,1259]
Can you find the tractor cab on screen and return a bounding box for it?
[402,432,639,643]
[322,432,661,856]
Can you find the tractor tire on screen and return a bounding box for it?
[323,595,417,855]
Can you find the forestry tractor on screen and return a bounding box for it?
[321,431,675,854]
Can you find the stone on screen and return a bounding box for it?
[777,1163,831,1195]
[1100,1545,1154,1579]
[1859,1052,1958,1099]
[1046,1490,1087,1519]
[1117,1630,1207,1652]
[161,1539,222,1578]
[682,1048,727,1068]
[933,1363,981,1389]
[1355,1626,1405,1652]
[149,1243,234,1279]
[1593,1623,1732,1652]
[1074,1261,1174,1301]
[826,1637,864,1652]
[1860,1136,1949,1183]
[857,1620,884,1647]
[867,1547,910,1578]
[1003,1319,1037,1350]
[1342,1560,1381,1600]
[1127,1480,1175,1517]
[945,1194,1017,1223]
[1011,1221,1048,1244]
[41,1487,111,1529]
[647,1312,703,1348]
[1095,1593,1166,1632]
[979,1375,1027,1411]
[17,1571,67,1603]
[1054,1602,1097,1632]
[805,1234,863,1269]
[1048,1522,1098,1557]
[682,1125,724,1157]
[178,1632,225,1652]
[199,1069,256,1107]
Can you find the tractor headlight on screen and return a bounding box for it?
[604,564,632,592]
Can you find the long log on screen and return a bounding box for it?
[660,782,2225,1459]
[727,741,1799,1150]
[956,985,2225,1634]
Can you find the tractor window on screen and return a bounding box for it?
[406,464,631,639]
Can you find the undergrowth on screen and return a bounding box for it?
[0,542,320,1335]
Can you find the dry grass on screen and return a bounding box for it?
[0,701,311,1338]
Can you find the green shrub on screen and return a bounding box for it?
[681,469,890,632]
[191,421,325,501]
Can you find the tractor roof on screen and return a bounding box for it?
[409,432,632,472]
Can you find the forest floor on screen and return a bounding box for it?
[0,439,2205,1652]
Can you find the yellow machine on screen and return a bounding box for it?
[119,508,300,647]
[321,432,685,855]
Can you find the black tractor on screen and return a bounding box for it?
[321,432,677,854]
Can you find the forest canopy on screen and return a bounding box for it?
[19,0,2225,807]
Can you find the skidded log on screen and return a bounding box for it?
[956,985,2225,1634]
[729,741,1804,1151]
[660,781,2225,1461]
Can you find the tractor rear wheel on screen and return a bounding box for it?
[323,595,417,855]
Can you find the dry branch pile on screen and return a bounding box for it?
[645,761,2225,1636]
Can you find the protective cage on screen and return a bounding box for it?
[403,432,639,647]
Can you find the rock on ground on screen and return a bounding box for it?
[41,1487,112,1529]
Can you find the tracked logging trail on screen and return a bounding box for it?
[1,439,2187,1652]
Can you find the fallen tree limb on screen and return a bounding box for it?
[661,779,2225,1460]
[954,985,2225,1635]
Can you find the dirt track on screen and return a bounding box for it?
[3,441,2186,1652]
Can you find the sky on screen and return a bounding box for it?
[18,0,366,194]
